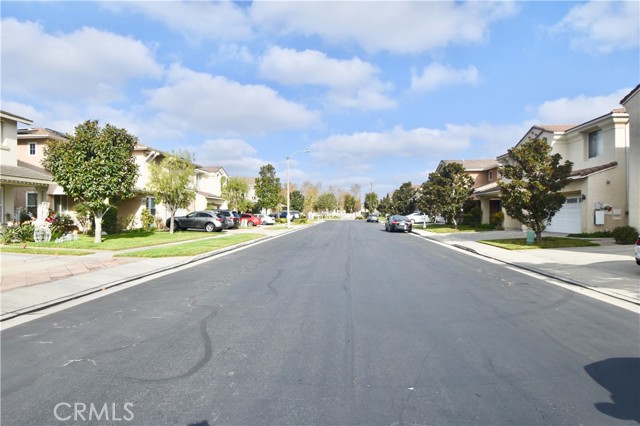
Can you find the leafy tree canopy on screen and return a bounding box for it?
[43,120,139,242]
[343,194,357,213]
[377,194,393,216]
[290,190,305,212]
[418,162,474,226]
[147,150,196,234]
[255,164,281,212]
[223,177,249,211]
[315,192,338,212]
[364,192,379,213]
[392,182,416,215]
[498,138,573,241]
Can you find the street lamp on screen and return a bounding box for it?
[286,148,310,228]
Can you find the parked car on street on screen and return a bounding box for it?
[406,211,430,224]
[367,214,379,223]
[257,214,275,225]
[239,213,262,226]
[218,210,240,229]
[635,235,640,265]
[385,215,413,233]
[166,211,224,232]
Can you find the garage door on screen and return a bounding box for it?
[546,197,582,234]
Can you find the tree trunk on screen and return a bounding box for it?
[169,213,175,234]
[94,212,104,243]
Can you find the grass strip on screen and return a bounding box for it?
[30,231,216,251]
[478,237,599,250]
[116,233,264,258]
[422,224,494,233]
[0,246,94,256]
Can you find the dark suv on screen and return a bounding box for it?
[218,210,240,229]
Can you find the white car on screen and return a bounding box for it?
[635,235,640,265]
[257,214,275,225]
[405,212,430,224]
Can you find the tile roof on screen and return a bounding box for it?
[533,124,576,133]
[620,84,640,105]
[0,163,52,185]
[199,166,223,173]
[17,127,68,140]
[569,161,617,178]
[440,159,499,171]
[473,181,501,196]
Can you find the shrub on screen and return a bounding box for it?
[140,208,155,231]
[611,225,639,245]
[1,222,35,244]
[491,211,504,229]
[90,207,119,234]
[73,202,93,234]
[49,213,75,239]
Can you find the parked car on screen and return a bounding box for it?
[291,210,301,219]
[166,211,223,232]
[239,213,262,226]
[278,211,293,220]
[218,210,240,229]
[385,215,413,233]
[635,235,640,265]
[367,214,379,223]
[257,214,275,225]
[406,211,430,224]
[212,211,234,229]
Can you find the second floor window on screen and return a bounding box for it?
[488,170,494,181]
[588,130,603,159]
[29,142,36,155]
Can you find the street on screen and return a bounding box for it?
[2,221,639,425]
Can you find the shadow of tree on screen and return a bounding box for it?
[584,357,640,423]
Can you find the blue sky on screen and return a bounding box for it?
[2,1,638,197]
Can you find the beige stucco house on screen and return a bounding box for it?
[1,112,52,224]
[498,108,630,233]
[194,166,230,212]
[620,84,640,231]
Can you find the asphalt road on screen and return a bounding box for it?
[2,221,639,425]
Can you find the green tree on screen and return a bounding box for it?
[377,194,393,216]
[255,164,281,214]
[499,138,573,242]
[343,194,357,213]
[290,190,305,212]
[315,192,338,212]
[223,177,249,211]
[392,182,416,215]
[147,151,196,234]
[302,181,321,215]
[418,162,474,227]
[364,192,379,213]
[43,120,139,243]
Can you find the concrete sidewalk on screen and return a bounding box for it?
[0,226,299,320]
[411,227,639,305]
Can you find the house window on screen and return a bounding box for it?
[146,196,156,216]
[488,170,494,181]
[588,130,603,159]
[26,192,38,215]
[29,142,36,155]
[54,195,68,213]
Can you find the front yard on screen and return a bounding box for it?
[478,237,599,250]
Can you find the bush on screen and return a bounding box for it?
[49,213,75,239]
[140,208,155,231]
[90,207,119,234]
[611,225,639,245]
[491,211,504,229]
[1,222,35,244]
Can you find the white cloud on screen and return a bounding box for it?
[411,63,479,92]
[144,64,320,136]
[0,18,163,103]
[258,47,395,109]
[534,88,631,125]
[551,1,640,53]
[251,1,516,54]
[102,1,252,43]
[186,139,266,177]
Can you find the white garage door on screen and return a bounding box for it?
[546,197,582,234]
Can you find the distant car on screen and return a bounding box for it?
[239,213,262,226]
[278,211,293,220]
[257,214,275,225]
[635,235,640,265]
[406,211,430,224]
[385,215,413,233]
[367,214,379,223]
[166,211,223,232]
[291,210,301,219]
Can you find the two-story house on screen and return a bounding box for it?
[1,112,52,223]
[620,84,640,231]
[498,109,630,233]
[437,159,501,225]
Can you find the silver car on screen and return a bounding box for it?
[166,211,224,232]
[385,215,413,233]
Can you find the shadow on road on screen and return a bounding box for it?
[584,357,640,423]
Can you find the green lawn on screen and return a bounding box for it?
[27,230,217,251]
[478,237,599,250]
[0,246,95,256]
[116,233,264,257]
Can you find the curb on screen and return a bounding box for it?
[1,225,313,321]
[412,231,640,307]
